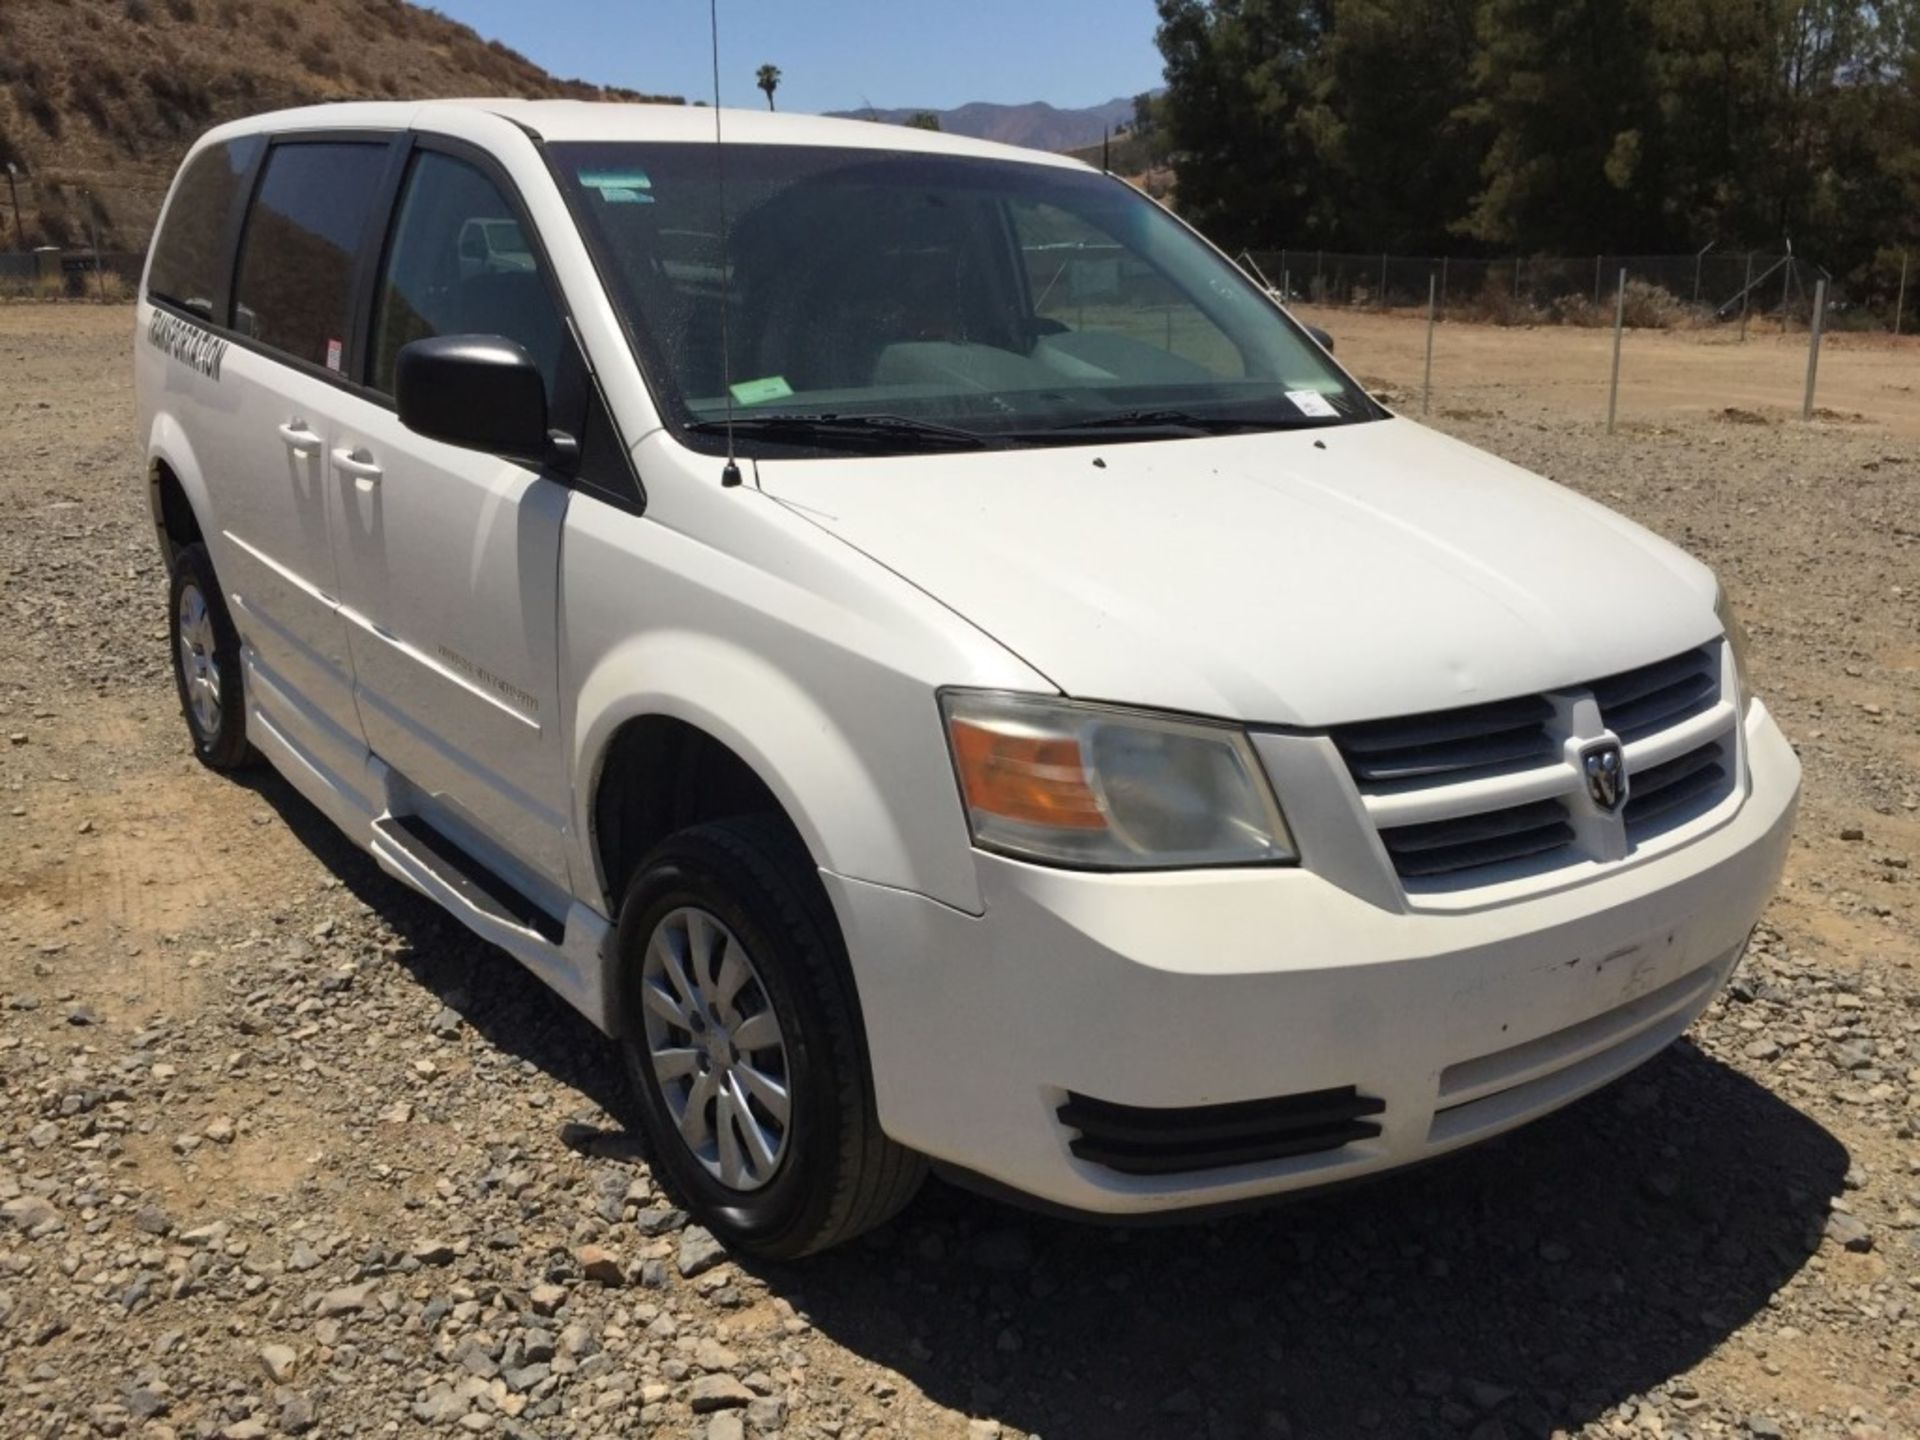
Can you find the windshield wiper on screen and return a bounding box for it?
[686,412,993,450]
[1014,407,1348,441]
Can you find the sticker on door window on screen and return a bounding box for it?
[325,338,343,372]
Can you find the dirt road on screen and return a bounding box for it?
[2,304,1916,1440]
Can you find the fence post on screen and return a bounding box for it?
[1803,278,1827,421]
[1739,252,1753,342]
[4,163,21,249]
[85,201,105,303]
[1692,240,1713,310]
[1440,255,1449,310]
[1607,268,1626,435]
[1423,272,1437,417]
[1315,249,1324,303]
[1897,251,1908,338]
[1780,257,1793,333]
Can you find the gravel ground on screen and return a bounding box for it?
[1,305,1916,1440]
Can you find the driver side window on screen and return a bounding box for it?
[370,151,565,404]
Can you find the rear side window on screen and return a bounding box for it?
[232,142,389,370]
[369,150,566,403]
[146,135,263,320]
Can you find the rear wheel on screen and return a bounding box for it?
[168,543,253,771]
[616,815,925,1258]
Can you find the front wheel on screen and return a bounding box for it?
[616,816,925,1258]
[168,542,254,771]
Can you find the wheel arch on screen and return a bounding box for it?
[571,631,968,916]
[145,413,213,573]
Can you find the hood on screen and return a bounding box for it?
[757,418,1720,727]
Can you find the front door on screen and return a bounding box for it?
[327,143,576,903]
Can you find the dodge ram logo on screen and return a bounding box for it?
[1582,741,1627,812]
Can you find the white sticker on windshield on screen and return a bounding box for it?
[1287,389,1337,418]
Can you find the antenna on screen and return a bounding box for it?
[709,0,742,487]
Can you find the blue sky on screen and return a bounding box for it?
[430,1,1167,114]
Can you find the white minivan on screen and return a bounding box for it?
[136,101,1799,1257]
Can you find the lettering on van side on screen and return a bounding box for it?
[146,309,228,382]
[436,645,540,718]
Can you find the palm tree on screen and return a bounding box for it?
[756,64,781,111]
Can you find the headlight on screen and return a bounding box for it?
[1714,585,1754,708]
[940,691,1296,870]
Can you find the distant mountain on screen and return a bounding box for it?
[826,95,1146,153]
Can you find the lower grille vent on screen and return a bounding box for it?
[1059,1086,1384,1175]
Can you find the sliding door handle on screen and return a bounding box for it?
[276,421,321,456]
[330,447,383,488]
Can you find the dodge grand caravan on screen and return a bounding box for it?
[136,101,1799,1257]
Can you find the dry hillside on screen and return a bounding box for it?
[0,0,681,251]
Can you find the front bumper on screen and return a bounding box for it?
[825,702,1799,1215]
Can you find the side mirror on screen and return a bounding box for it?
[1304,324,1334,353]
[395,335,574,467]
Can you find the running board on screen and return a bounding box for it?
[366,811,620,1035]
[372,814,565,942]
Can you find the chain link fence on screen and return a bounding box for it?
[0,248,143,299]
[1243,249,1908,334]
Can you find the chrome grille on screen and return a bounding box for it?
[1330,642,1740,890]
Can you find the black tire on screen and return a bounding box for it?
[168,542,254,771]
[616,815,925,1258]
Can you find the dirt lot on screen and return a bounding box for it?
[1296,305,1920,439]
[1,304,1917,1440]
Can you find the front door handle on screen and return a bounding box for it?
[276,420,321,456]
[331,447,383,489]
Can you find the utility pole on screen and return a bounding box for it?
[4,163,22,249]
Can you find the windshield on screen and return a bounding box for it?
[551,142,1377,454]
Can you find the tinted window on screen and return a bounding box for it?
[232,142,388,369]
[371,151,566,402]
[147,135,263,320]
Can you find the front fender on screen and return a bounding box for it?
[570,628,979,914]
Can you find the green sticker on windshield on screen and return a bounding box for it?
[578,168,654,204]
[730,375,794,406]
